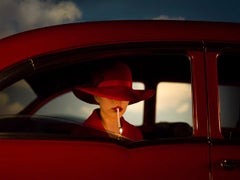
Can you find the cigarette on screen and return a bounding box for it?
[117,108,122,135]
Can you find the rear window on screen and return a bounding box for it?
[218,54,240,140]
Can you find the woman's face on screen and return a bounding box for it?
[94,96,129,119]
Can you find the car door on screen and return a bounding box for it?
[0,43,211,179]
[206,46,240,179]
[0,20,215,179]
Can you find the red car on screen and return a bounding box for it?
[0,20,240,179]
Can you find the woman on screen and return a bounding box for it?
[73,61,155,141]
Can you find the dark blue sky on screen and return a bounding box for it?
[1,0,240,39]
[73,0,240,22]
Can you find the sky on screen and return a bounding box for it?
[1,0,240,39]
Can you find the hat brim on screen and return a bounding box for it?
[73,85,155,105]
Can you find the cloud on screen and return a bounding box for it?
[0,80,35,114]
[156,82,191,113]
[0,0,82,39]
[176,102,190,114]
[0,92,24,114]
[153,15,185,20]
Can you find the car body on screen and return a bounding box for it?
[0,20,240,179]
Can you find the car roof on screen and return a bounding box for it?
[1,20,240,70]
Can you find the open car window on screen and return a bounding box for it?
[0,42,194,141]
[35,82,145,126]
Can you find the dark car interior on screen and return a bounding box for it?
[0,43,193,141]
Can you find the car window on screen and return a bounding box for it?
[0,79,37,114]
[218,54,240,140]
[35,82,145,126]
[156,82,192,126]
[0,47,193,140]
[36,92,97,123]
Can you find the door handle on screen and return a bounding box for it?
[220,159,240,170]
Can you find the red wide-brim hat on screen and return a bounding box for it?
[73,62,155,104]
